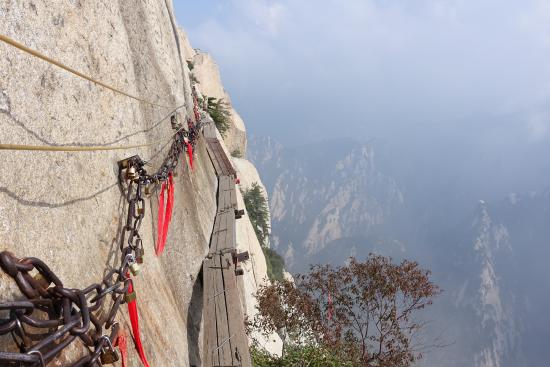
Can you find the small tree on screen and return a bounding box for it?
[231,148,243,158]
[242,182,285,281]
[206,96,231,137]
[264,247,285,281]
[250,254,441,366]
[242,182,270,246]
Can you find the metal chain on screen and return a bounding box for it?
[0,92,211,366]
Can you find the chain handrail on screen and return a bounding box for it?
[0,95,212,366]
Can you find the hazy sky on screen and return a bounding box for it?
[174,0,550,195]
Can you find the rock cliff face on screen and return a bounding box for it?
[181,41,247,157]
[421,202,525,367]
[0,1,273,365]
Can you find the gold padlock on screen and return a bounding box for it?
[33,273,51,289]
[99,340,119,365]
[118,158,130,169]
[129,261,140,276]
[126,166,138,181]
[144,184,151,196]
[135,248,144,264]
[124,290,137,303]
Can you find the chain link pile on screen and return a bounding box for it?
[0,110,210,366]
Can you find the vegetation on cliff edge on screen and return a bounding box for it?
[249,254,441,366]
[242,182,285,281]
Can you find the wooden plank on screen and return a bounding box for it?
[202,258,220,367]
[206,138,237,178]
[203,133,253,366]
[210,194,224,252]
[224,210,235,254]
[219,175,230,194]
[212,184,235,365]
[218,177,231,213]
[213,189,229,253]
[229,184,237,210]
[222,152,236,178]
[213,252,233,364]
[222,253,253,367]
[204,191,226,366]
[206,140,223,176]
[203,123,217,139]
[212,142,225,175]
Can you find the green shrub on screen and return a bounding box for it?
[231,149,243,158]
[242,183,270,246]
[206,96,231,137]
[264,247,285,281]
[251,345,355,367]
[242,182,285,281]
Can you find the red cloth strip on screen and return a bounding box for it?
[114,328,128,367]
[160,174,174,253]
[155,182,166,255]
[156,174,174,256]
[126,279,149,367]
[186,142,193,170]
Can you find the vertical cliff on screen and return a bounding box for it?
[0,1,276,365]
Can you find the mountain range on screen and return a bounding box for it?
[249,135,550,367]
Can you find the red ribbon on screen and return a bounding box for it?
[156,184,165,254]
[114,328,128,367]
[186,142,193,170]
[126,279,150,367]
[155,173,174,256]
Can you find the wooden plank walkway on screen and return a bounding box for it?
[206,138,237,178]
[202,125,252,367]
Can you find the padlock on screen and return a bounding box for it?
[118,158,130,169]
[126,166,138,181]
[135,248,144,264]
[143,183,153,197]
[170,115,178,130]
[235,267,244,276]
[129,261,140,276]
[99,338,119,365]
[33,273,51,289]
[124,290,137,303]
[100,349,119,365]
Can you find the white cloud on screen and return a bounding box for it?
[229,0,288,37]
[527,110,550,141]
[183,0,550,144]
[519,0,550,46]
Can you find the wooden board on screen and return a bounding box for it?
[222,252,253,367]
[206,138,237,178]
[202,257,219,367]
[203,123,217,139]
[202,133,252,367]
